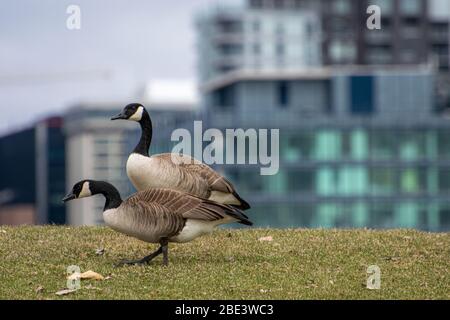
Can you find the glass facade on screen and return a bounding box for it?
[227,129,450,231]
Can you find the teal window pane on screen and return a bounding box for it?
[316,167,336,196]
[351,129,368,160]
[314,130,341,161]
[372,0,394,14]
[394,202,419,228]
[351,202,369,228]
[399,0,421,15]
[314,203,338,228]
[264,170,287,194]
[338,165,368,195]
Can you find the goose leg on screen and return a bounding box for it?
[160,238,169,266]
[116,246,162,267]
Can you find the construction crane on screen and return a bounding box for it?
[0,69,112,86]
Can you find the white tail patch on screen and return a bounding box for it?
[171,218,235,243]
[209,191,241,206]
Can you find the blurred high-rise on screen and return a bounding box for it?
[196,0,450,231]
[196,3,322,83]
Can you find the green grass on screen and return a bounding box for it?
[0,226,448,300]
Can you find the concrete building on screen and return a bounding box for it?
[64,81,199,226]
[244,0,449,69]
[244,0,450,109]
[196,4,322,82]
[0,117,66,225]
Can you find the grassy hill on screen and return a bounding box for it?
[0,226,448,300]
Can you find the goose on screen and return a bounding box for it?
[111,103,250,210]
[62,180,252,266]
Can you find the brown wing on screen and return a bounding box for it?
[155,153,250,210]
[126,188,252,225]
[120,200,185,239]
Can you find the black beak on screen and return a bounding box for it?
[62,193,76,203]
[111,112,126,120]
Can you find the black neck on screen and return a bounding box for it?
[133,110,152,156]
[90,181,123,211]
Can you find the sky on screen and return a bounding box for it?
[0,0,242,135]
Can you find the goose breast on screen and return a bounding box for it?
[127,153,210,198]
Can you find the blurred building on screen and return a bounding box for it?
[244,0,450,109]
[196,4,322,82]
[64,81,199,225]
[245,0,448,63]
[196,0,450,231]
[201,65,450,231]
[0,117,66,225]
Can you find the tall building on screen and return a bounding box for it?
[64,81,199,225]
[201,65,450,231]
[243,0,450,109]
[244,0,449,69]
[196,0,450,231]
[0,117,66,225]
[196,4,322,82]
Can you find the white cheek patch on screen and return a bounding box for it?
[129,106,144,121]
[78,182,92,198]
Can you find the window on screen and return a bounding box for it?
[338,166,369,196]
[281,132,315,160]
[218,44,243,55]
[370,131,397,159]
[370,167,397,195]
[350,76,374,115]
[400,168,427,194]
[399,0,422,16]
[214,85,235,106]
[315,130,341,160]
[276,43,285,56]
[253,43,261,55]
[329,40,356,63]
[277,81,289,107]
[288,169,314,193]
[398,131,426,161]
[252,19,260,33]
[438,130,450,158]
[275,22,284,36]
[342,130,369,160]
[372,0,394,15]
[332,0,351,14]
[438,169,450,192]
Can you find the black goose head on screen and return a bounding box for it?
[62,180,123,211]
[62,180,93,202]
[111,103,147,122]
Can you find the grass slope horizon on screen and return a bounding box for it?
[0,226,448,300]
